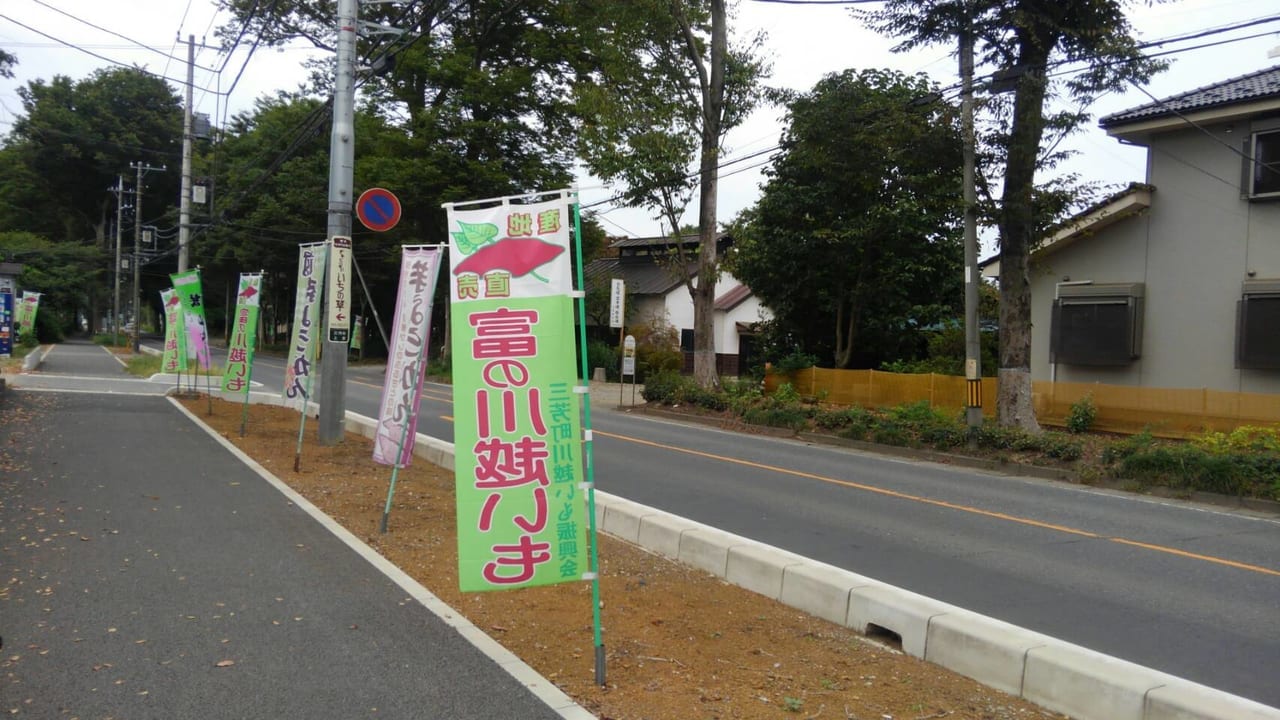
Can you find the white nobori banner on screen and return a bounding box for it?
[373,246,443,467]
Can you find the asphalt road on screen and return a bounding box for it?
[0,341,569,719]
[151,343,1280,707]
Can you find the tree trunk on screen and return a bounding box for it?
[995,31,1054,432]
[691,0,727,390]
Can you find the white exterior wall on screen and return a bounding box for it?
[716,294,770,355]
[1031,119,1280,393]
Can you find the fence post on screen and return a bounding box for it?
[929,373,936,408]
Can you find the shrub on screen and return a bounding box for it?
[1066,393,1097,434]
[743,405,809,432]
[975,424,1027,451]
[871,422,911,447]
[1193,425,1280,455]
[586,340,618,381]
[1102,429,1155,464]
[772,382,801,405]
[920,423,966,449]
[425,353,452,379]
[1041,432,1083,461]
[814,407,863,431]
[886,401,949,432]
[772,349,818,375]
[641,372,686,405]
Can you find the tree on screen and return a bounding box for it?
[0,231,104,340]
[1,68,181,246]
[0,67,182,332]
[860,0,1164,429]
[0,49,15,79]
[572,0,768,390]
[729,69,964,370]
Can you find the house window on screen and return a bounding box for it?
[1051,283,1144,366]
[1247,129,1280,199]
[1237,280,1280,369]
[680,329,694,352]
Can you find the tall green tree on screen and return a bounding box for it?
[0,68,181,246]
[0,231,103,340]
[0,49,15,78]
[0,67,181,332]
[860,0,1164,429]
[729,69,964,369]
[573,0,768,389]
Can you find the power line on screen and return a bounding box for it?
[0,13,216,90]
[27,0,218,72]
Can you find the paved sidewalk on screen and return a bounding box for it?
[0,341,579,719]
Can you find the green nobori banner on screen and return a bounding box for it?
[447,193,585,592]
[170,269,211,369]
[451,294,586,591]
[15,291,40,337]
[351,315,364,351]
[160,288,187,373]
[222,274,262,393]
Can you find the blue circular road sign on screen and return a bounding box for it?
[356,187,402,232]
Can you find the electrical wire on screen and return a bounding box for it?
[0,13,190,86]
[27,0,218,72]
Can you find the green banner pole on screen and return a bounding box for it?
[572,200,606,686]
[379,408,417,533]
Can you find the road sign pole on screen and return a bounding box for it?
[319,0,358,445]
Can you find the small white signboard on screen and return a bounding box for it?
[609,278,625,328]
[327,235,353,342]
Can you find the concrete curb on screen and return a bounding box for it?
[210,390,1280,720]
[21,344,49,371]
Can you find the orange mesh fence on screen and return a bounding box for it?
[765,369,1277,437]
[766,368,996,415]
[1034,382,1280,438]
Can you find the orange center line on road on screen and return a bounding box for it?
[591,429,1280,578]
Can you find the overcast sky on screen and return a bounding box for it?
[2,0,1278,246]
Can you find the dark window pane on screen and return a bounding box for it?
[1254,131,1280,196]
[1053,300,1135,365]
[1239,295,1280,368]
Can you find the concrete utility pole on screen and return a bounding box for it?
[130,161,165,353]
[178,34,195,273]
[960,19,983,443]
[319,0,358,445]
[113,174,126,346]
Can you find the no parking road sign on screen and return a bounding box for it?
[356,187,402,232]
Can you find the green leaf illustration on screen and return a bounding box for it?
[450,221,500,254]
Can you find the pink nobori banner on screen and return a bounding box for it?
[373,246,444,467]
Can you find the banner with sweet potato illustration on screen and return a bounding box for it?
[446,193,586,592]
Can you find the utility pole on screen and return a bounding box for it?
[113,174,126,347]
[960,16,983,444]
[130,161,165,353]
[318,0,358,445]
[178,34,195,273]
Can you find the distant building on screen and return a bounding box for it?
[583,233,772,377]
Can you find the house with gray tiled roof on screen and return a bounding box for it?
[583,233,771,376]
[1020,65,1280,394]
